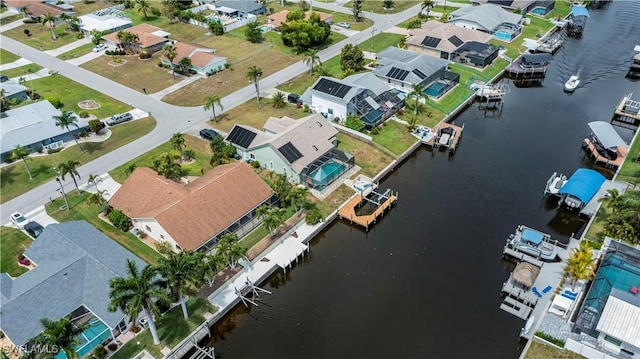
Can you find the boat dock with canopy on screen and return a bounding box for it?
[557,168,605,211]
[582,121,629,168]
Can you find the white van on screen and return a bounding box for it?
[106,112,133,126]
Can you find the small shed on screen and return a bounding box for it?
[513,262,541,289]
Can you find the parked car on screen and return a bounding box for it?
[10,212,28,229]
[24,221,45,238]
[337,22,350,28]
[106,112,133,126]
[287,93,301,104]
[199,128,219,141]
[93,43,107,52]
[0,74,8,83]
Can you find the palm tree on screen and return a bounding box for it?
[41,12,57,40]
[58,160,82,192]
[53,111,85,154]
[35,316,88,359]
[227,242,247,268]
[565,241,595,289]
[286,186,308,213]
[87,174,101,192]
[421,0,434,19]
[87,190,110,214]
[263,207,286,237]
[408,83,425,115]
[162,43,177,80]
[304,48,321,75]
[153,152,182,180]
[135,0,152,19]
[271,91,286,109]
[170,133,186,161]
[203,95,223,122]
[124,163,138,177]
[216,233,236,267]
[247,65,263,108]
[598,188,622,214]
[11,145,32,180]
[157,251,200,319]
[313,64,331,77]
[109,259,169,345]
[193,252,225,287]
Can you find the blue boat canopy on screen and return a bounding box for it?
[571,6,590,17]
[522,228,544,245]
[558,169,605,204]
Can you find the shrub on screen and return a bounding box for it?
[251,160,261,168]
[139,51,152,59]
[155,241,173,255]
[24,29,31,36]
[4,154,15,163]
[23,18,38,24]
[76,33,84,39]
[78,111,89,118]
[47,97,63,109]
[47,148,62,154]
[35,146,43,153]
[184,148,196,160]
[79,129,88,138]
[150,6,161,16]
[107,209,131,231]
[27,91,41,100]
[305,207,323,225]
[534,332,565,347]
[158,60,164,67]
[91,346,107,359]
[88,119,105,133]
[9,98,20,106]
[345,114,365,132]
[105,49,125,56]
[370,127,380,135]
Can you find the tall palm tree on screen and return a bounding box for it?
[304,48,321,75]
[227,243,247,268]
[135,0,152,19]
[11,145,32,180]
[193,252,225,287]
[203,95,223,122]
[35,316,88,359]
[598,188,622,214]
[157,251,200,319]
[408,83,425,115]
[421,0,434,19]
[565,241,595,290]
[41,12,57,40]
[87,174,101,192]
[247,66,263,108]
[271,91,286,109]
[109,259,169,345]
[263,207,286,237]
[162,43,177,80]
[58,160,82,192]
[53,111,85,154]
[286,186,309,213]
[170,133,186,161]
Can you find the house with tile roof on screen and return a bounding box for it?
[0,221,146,352]
[407,21,494,61]
[448,3,523,42]
[4,0,71,18]
[225,114,354,190]
[102,24,171,54]
[300,73,405,127]
[267,10,333,31]
[160,42,227,76]
[109,163,276,252]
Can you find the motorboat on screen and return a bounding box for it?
[506,225,558,262]
[544,172,567,196]
[564,73,580,92]
[522,315,535,335]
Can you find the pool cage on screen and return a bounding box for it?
[352,90,405,129]
[424,71,460,99]
[574,241,640,337]
[494,23,522,43]
[302,149,354,191]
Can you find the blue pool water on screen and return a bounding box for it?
[258,25,270,33]
[495,31,512,41]
[54,320,111,359]
[424,82,448,97]
[531,6,548,15]
[309,160,345,187]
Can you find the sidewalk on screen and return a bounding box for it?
[66,50,104,66]
[0,58,33,71]
[43,37,91,57]
[0,18,24,33]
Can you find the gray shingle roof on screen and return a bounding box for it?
[449,4,523,32]
[0,221,147,346]
[216,0,264,13]
[301,74,390,105]
[373,47,449,85]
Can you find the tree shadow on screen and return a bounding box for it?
[0,165,19,186]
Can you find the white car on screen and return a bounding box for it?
[92,43,107,52]
[337,22,350,29]
[10,212,28,229]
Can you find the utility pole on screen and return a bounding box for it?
[53,167,69,210]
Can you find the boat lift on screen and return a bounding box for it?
[235,277,272,307]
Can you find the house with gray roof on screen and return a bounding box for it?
[471,0,555,15]
[448,3,523,42]
[0,79,29,102]
[0,100,89,159]
[0,221,147,352]
[373,47,459,98]
[300,72,405,127]
[215,0,266,17]
[407,21,494,61]
[226,114,353,190]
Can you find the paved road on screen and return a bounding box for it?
[0,3,420,220]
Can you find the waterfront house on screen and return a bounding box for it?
[226,114,354,190]
[373,47,459,98]
[407,21,493,61]
[78,13,133,37]
[214,0,266,17]
[267,10,332,31]
[108,163,276,252]
[451,41,500,68]
[301,73,404,127]
[470,0,555,15]
[0,221,146,354]
[448,4,523,42]
[102,24,171,54]
[160,42,227,76]
[0,100,88,159]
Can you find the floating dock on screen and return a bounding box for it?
[338,189,397,231]
[627,45,640,79]
[611,93,640,129]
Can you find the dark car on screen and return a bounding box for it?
[287,93,301,104]
[0,74,8,83]
[199,128,219,141]
[24,221,44,238]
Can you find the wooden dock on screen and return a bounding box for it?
[611,94,640,129]
[502,246,544,267]
[502,275,539,307]
[425,122,464,152]
[582,138,627,168]
[338,192,397,230]
[500,296,532,320]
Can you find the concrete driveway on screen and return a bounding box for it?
[331,25,360,37]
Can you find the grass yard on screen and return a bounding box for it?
[81,52,177,94]
[110,297,215,359]
[583,206,608,248]
[336,133,394,178]
[545,0,573,20]
[57,43,95,60]
[46,191,164,265]
[1,63,43,79]
[0,117,155,203]
[369,33,405,53]
[3,23,81,51]
[615,121,640,186]
[0,48,20,64]
[397,103,446,128]
[371,120,418,156]
[0,13,22,25]
[0,227,32,277]
[238,224,270,252]
[211,98,308,133]
[331,13,373,31]
[343,0,421,14]
[315,183,355,217]
[70,1,112,15]
[109,134,214,183]
[430,5,459,13]
[524,341,585,359]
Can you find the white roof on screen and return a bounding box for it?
[597,295,640,348]
[151,29,171,38]
[78,14,131,32]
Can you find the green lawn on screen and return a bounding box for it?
[0,13,22,25]
[0,48,20,64]
[336,133,394,178]
[239,224,269,252]
[1,63,43,79]
[3,23,81,50]
[430,5,459,13]
[616,129,640,186]
[397,102,446,128]
[109,134,215,183]
[545,0,573,20]
[371,120,418,156]
[110,297,216,359]
[57,43,95,60]
[0,226,32,277]
[46,191,164,265]
[343,0,421,14]
[525,341,586,359]
[329,13,373,31]
[369,33,405,53]
[1,118,156,203]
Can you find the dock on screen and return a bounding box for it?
[611,93,640,129]
[338,189,397,230]
[431,122,464,152]
[627,45,640,79]
[581,138,627,168]
[500,296,533,320]
[502,247,544,267]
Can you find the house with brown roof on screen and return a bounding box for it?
[225,114,354,191]
[5,0,70,18]
[102,24,171,54]
[267,10,332,31]
[407,21,493,61]
[160,42,227,76]
[108,163,277,252]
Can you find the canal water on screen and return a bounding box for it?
[206,2,640,358]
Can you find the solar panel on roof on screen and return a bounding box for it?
[278,142,303,163]
[448,35,463,47]
[313,78,352,99]
[227,126,257,148]
[412,68,427,80]
[387,67,409,81]
[421,36,441,48]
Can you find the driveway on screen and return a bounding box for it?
[331,25,360,37]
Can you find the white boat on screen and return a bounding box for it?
[544,172,567,196]
[506,225,558,262]
[564,74,580,92]
[523,315,535,335]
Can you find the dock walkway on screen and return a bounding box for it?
[338,192,397,230]
[500,296,533,320]
[582,138,627,168]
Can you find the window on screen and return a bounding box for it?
[604,335,622,346]
[328,108,333,114]
[312,145,318,151]
[316,121,323,127]
[160,234,164,240]
[250,153,256,159]
[145,225,151,232]
[270,161,273,169]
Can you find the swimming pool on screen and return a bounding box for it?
[258,25,270,33]
[424,82,448,98]
[309,160,345,188]
[494,31,513,41]
[55,320,111,359]
[531,6,548,15]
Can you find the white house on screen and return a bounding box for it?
[160,42,227,76]
[78,13,132,37]
[448,4,523,42]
